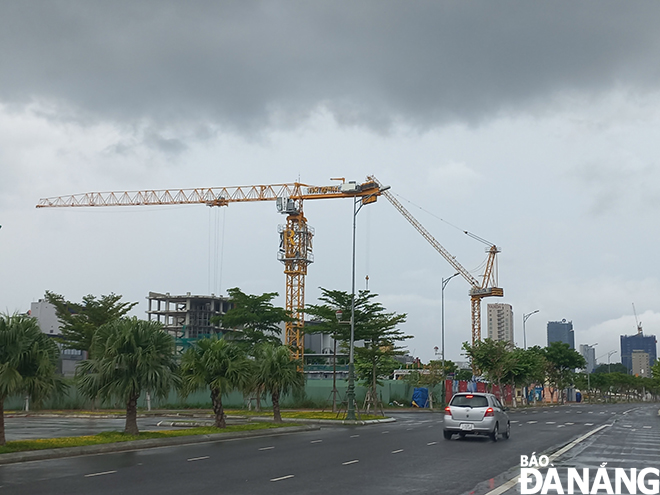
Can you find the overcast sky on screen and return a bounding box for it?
[2,1,660,363]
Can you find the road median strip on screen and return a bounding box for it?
[0,425,319,465]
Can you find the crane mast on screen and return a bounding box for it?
[367,175,503,345]
[37,179,385,361]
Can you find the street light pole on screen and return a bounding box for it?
[346,185,390,421]
[607,350,617,374]
[596,350,617,402]
[584,343,597,403]
[522,310,539,350]
[441,273,459,407]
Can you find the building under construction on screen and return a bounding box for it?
[146,292,234,352]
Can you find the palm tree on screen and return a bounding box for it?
[180,336,252,428]
[256,344,305,423]
[0,313,63,445]
[76,317,179,435]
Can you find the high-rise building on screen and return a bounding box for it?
[579,344,597,373]
[547,319,575,349]
[620,333,657,373]
[631,350,651,378]
[29,299,61,335]
[487,303,514,345]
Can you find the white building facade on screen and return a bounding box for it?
[487,303,515,346]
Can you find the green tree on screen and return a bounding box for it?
[544,341,586,404]
[76,318,179,435]
[455,369,473,381]
[255,344,305,422]
[506,346,547,405]
[0,314,64,445]
[215,288,292,351]
[180,337,252,427]
[305,288,383,343]
[45,291,137,358]
[306,289,409,410]
[652,360,660,380]
[417,360,457,408]
[592,362,628,374]
[462,338,513,392]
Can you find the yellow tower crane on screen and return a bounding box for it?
[37,178,387,361]
[367,175,503,346]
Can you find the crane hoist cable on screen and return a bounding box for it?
[367,175,503,346]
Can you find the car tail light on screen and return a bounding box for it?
[484,407,494,417]
[444,406,452,417]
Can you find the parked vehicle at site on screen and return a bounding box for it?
[443,392,510,441]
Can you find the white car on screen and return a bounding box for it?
[443,392,510,441]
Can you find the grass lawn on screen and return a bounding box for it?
[0,423,291,455]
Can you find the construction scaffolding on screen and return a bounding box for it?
[146,291,234,353]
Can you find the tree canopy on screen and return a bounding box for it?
[76,317,179,435]
[0,314,63,445]
[214,288,292,350]
[307,289,409,404]
[592,362,628,374]
[543,341,586,404]
[255,343,305,422]
[462,338,512,390]
[180,337,252,427]
[45,291,137,357]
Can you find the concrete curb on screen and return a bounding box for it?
[163,416,397,427]
[0,425,319,466]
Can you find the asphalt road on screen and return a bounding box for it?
[2,416,190,441]
[0,403,655,495]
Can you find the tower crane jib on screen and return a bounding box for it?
[366,175,503,345]
[37,178,387,362]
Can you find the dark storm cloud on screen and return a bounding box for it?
[1,1,660,131]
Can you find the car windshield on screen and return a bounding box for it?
[450,395,488,408]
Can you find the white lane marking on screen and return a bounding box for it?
[588,411,593,414]
[392,449,404,454]
[427,441,438,445]
[342,460,359,465]
[259,446,275,451]
[565,422,574,425]
[585,423,594,426]
[557,425,565,428]
[623,424,632,428]
[643,426,652,429]
[270,475,294,482]
[623,408,636,415]
[350,434,360,438]
[85,471,117,478]
[187,456,210,461]
[527,421,537,424]
[483,424,611,495]
[406,428,413,431]
[381,431,390,434]
[546,422,556,424]
[510,420,519,423]
[311,440,323,443]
